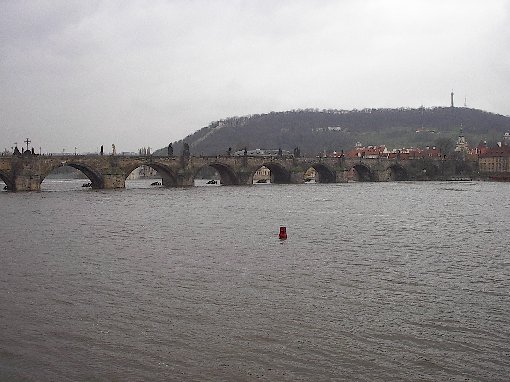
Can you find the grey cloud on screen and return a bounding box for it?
[1,0,509,153]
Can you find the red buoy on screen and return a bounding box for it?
[279,226,287,240]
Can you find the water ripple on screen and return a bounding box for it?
[1,181,509,381]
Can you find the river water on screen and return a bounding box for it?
[1,180,509,381]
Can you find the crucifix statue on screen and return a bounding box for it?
[25,138,31,152]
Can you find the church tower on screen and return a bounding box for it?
[454,127,468,153]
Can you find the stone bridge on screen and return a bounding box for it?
[0,153,462,192]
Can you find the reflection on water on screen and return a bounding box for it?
[39,178,167,191]
[40,178,92,192]
[127,178,164,189]
[1,181,509,381]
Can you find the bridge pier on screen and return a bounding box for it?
[102,174,125,189]
[161,175,175,187]
[336,170,349,183]
[159,168,194,187]
[175,172,194,187]
[237,170,253,185]
[289,170,305,184]
[14,174,42,192]
[372,170,385,182]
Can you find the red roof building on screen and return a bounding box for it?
[478,144,510,173]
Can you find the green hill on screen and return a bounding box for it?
[155,107,510,156]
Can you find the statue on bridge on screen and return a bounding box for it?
[182,143,190,159]
[13,146,21,156]
[112,144,116,155]
[293,147,301,158]
[168,143,173,157]
[100,145,104,155]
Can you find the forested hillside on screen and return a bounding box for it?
[154,107,510,156]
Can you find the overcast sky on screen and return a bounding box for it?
[1,0,509,153]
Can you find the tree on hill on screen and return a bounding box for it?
[153,107,510,156]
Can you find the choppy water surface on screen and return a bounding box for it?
[1,180,509,381]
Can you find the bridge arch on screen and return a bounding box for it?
[385,164,408,181]
[0,170,13,191]
[307,163,336,183]
[258,162,291,184]
[124,162,178,187]
[195,162,239,185]
[41,163,104,189]
[350,163,374,182]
